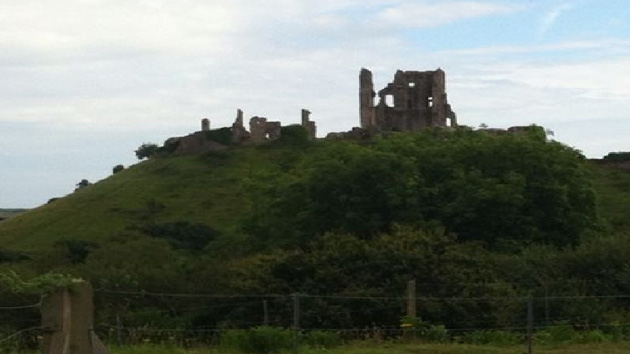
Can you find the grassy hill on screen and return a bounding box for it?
[0,135,628,252]
[0,133,629,348]
[0,144,308,251]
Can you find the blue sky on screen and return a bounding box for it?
[1,0,629,208]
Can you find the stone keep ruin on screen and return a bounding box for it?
[360,68,457,131]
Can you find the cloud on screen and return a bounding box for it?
[2,1,630,207]
[0,1,238,60]
[540,3,574,34]
[377,1,522,28]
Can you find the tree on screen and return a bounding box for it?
[75,179,91,191]
[247,130,599,249]
[112,164,125,174]
[135,143,159,160]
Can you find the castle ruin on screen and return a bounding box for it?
[360,68,457,132]
[168,108,317,154]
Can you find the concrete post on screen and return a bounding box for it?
[40,282,109,354]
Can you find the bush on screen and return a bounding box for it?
[421,325,449,343]
[461,330,521,346]
[54,239,99,264]
[303,330,341,348]
[220,327,293,354]
[113,164,125,174]
[545,323,577,344]
[577,329,612,344]
[135,143,159,160]
[143,222,219,252]
[603,151,630,163]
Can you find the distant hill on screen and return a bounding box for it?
[0,209,28,220]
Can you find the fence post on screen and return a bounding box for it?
[526,293,534,354]
[263,300,269,327]
[406,279,416,319]
[404,279,417,340]
[292,293,300,354]
[40,281,109,354]
[544,284,550,326]
[115,314,122,346]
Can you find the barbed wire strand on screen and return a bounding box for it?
[96,289,630,302]
[0,326,42,344]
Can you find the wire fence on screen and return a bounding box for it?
[1,287,630,352]
[0,294,43,352]
[91,288,630,351]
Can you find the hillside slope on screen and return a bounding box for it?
[0,145,306,251]
[0,133,627,251]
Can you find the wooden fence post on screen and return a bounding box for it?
[40,281,109,354]
[406,279,416,319]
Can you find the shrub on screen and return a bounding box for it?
[603,151,630,163]
[462,330,521,346]
[143,222,219,252]
[303,330,341,348]
[135,143,159,160]
[578,329,611,344]
[113,164,125,174]
[54,239,99,264]
[220,326,293,354]
[545,322,577,344]
[421,325,448,343]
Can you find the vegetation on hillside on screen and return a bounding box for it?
[0,127,628,348]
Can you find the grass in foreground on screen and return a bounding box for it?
[108,341,630,354]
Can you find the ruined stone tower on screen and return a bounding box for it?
[359,68,457,132]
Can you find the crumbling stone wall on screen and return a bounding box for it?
[201,118,210,131]
[231,109,250,143]
[360,68,457,132]
[164,106,318,154]
[301,109,317,140]
[249,117,282,143]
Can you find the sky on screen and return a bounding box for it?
[1,0,630,208]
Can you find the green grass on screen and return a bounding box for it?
[0,144,309,251]
[105,341,630,354]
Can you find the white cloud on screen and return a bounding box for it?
[0,1,237,58]
[540,3,574,34]
[488,58,630,99]
[1,1,630,207]
[377,1,522,28]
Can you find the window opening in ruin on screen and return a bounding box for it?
[385,94,394,107]
[265,132,271,140]
[409,82,416,88]
[428,97,434,107]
